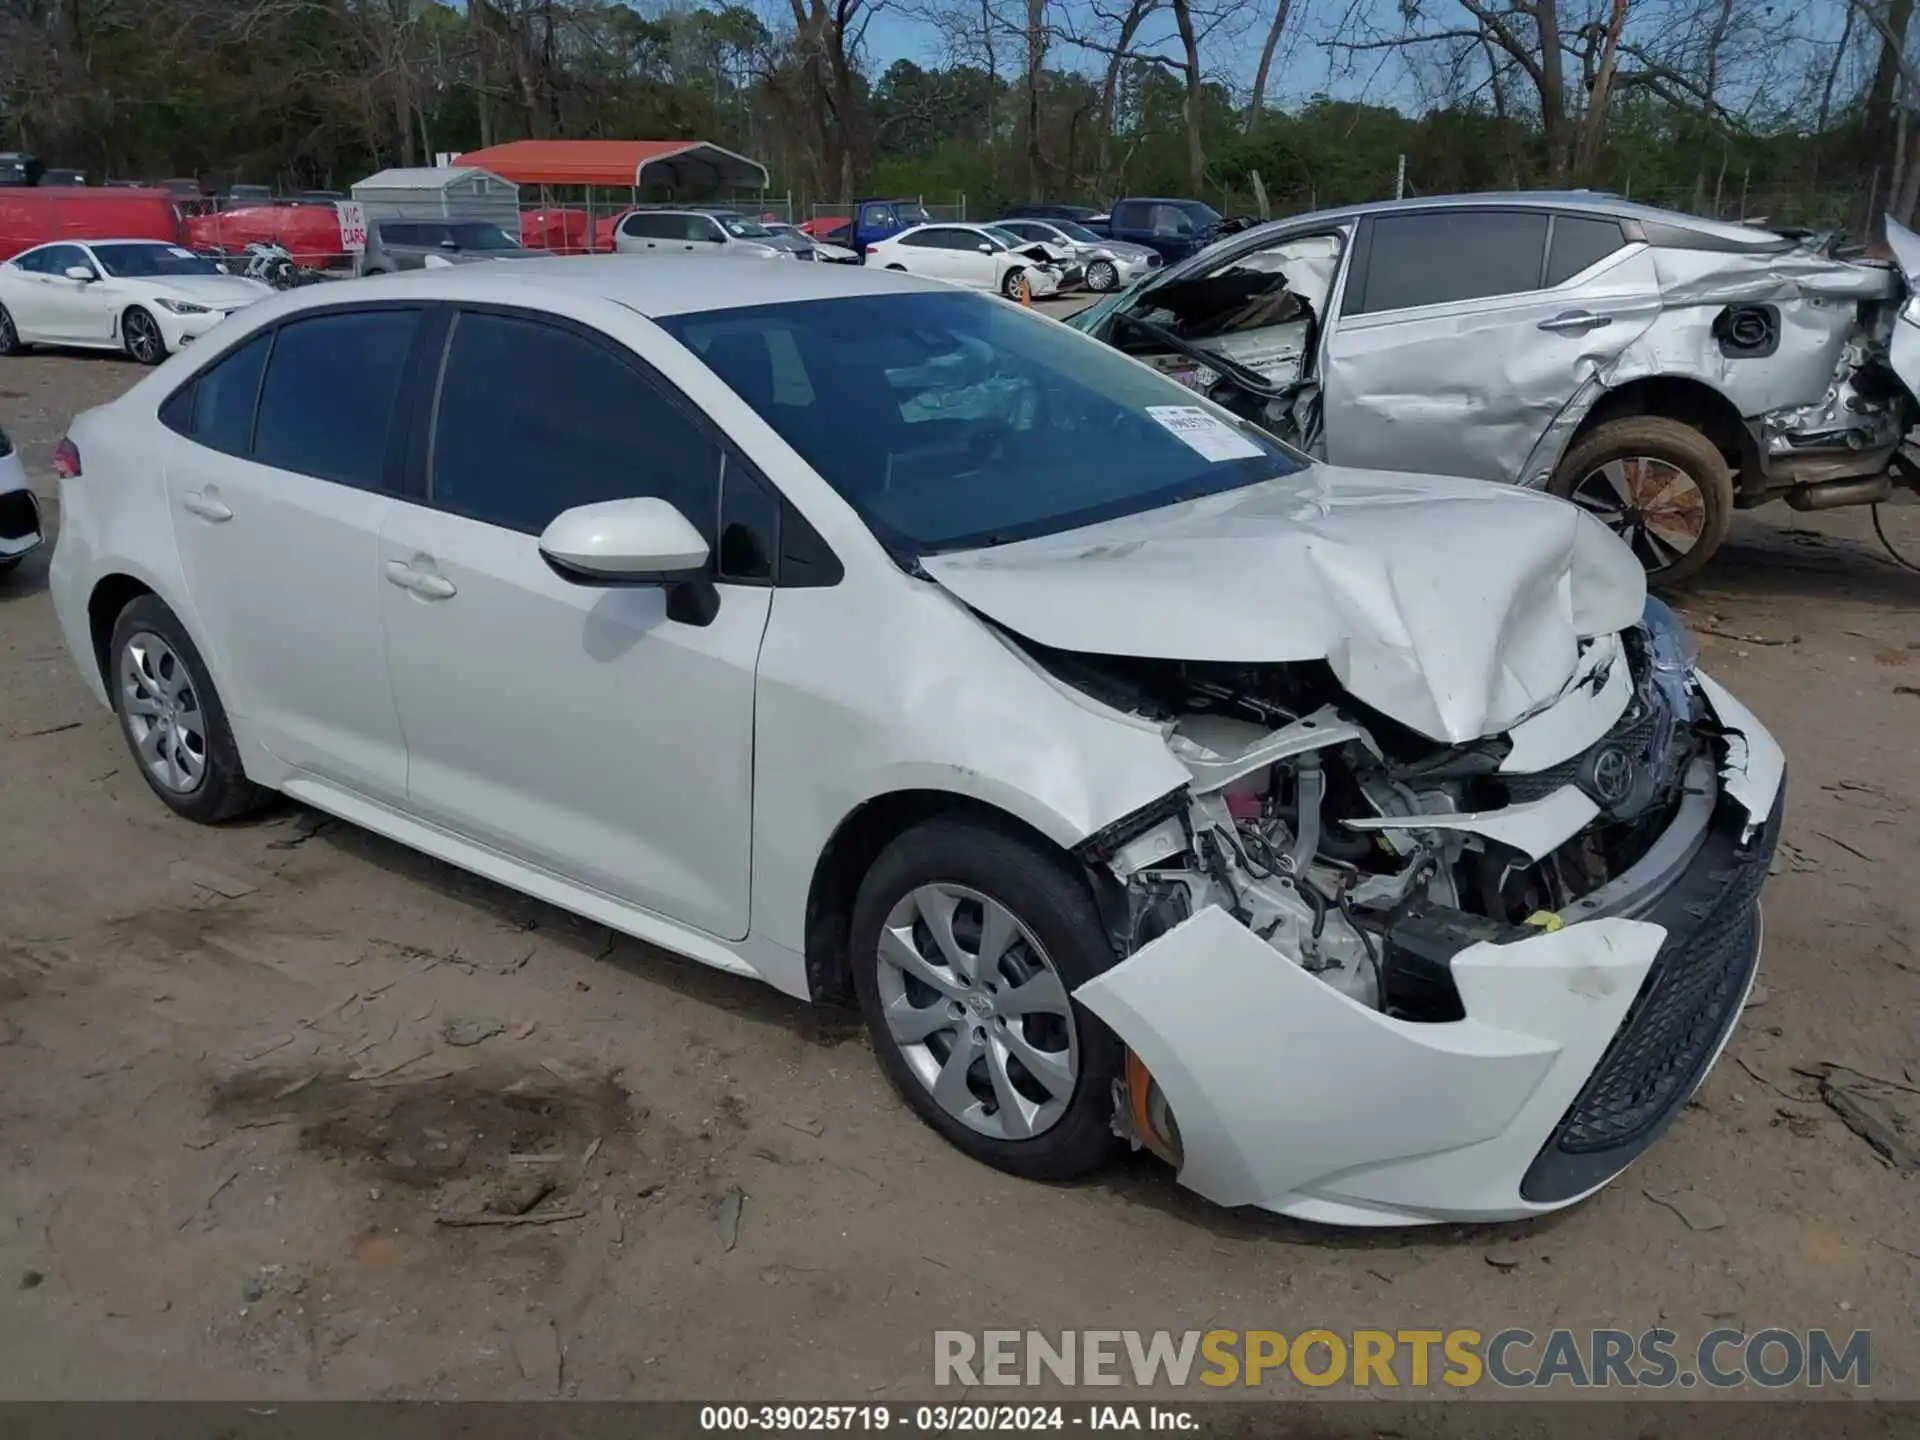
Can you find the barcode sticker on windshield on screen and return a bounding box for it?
[1146,405,1264,462]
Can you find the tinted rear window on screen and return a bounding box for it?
[253,310,419,488]
[1546,215,1628,285]
[1353,210,1551,314]
[190,332,272,455]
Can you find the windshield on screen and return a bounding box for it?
[1052,221,1101,243]
[447,223,522,251]
[92,243,223,278]
[1181,201,1224,228]
[718,214,772,238]
[895,202,932,225]
[657,290,1300,554]
[983,227,1026,249]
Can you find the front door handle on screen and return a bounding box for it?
[1538,310,1612,335]
[181,491,232,522]
[384,559,457,599]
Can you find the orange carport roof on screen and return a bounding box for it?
[452,140,768,191]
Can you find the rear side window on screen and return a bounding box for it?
[1111,202,1144,228]
[622,213,673,239]
[1546,215,1628,285]
[186,332,271,454]
[253,310,419,488]
[428,310,721,541]
[1352,210,1551,315]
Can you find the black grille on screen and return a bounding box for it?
[1521,788,1781,1202]
[1504,686,1664,805]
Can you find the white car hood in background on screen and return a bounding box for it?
[149,274,274,308]
[921,465,1647,744]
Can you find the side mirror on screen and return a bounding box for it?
[65,265,95,282]
[539,497,720,625]
[978,243,995,254]
[439,237,458,249]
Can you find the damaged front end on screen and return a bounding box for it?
[1051,601,1784,1225]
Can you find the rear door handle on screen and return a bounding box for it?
[1538,311,1612,335]
[181,491,232,522]
[384,559,457,599]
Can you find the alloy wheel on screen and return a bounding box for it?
[1567,456,1706,575]
[874,883,1078,1141]
[124,310,164,364]
[1087,260,1118,292]
[0,305,16,352]
[118,631,208,793]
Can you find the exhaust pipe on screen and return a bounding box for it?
[1786,476,1893,511]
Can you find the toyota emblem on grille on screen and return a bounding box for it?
[1590,745,1635,806]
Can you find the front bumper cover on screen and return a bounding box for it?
[1073,671,1783,1226]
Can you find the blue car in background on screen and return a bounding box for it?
[1105,197,1223,263]
[852,198,934,258]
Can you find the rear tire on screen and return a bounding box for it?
[850,817,1123,1182]
[1549,416,1734,586]
[0,302,24,355]
[108,595,269,823]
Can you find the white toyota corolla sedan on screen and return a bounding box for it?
[0,238,273,364]
[48,258,1785,1225]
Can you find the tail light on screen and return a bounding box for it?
[865,245,880,256]
[53,438,81,479]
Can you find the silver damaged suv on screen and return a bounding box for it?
[1071,192,1920,583]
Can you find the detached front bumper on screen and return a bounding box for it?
[1074,671,1784,1226]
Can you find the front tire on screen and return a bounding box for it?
[1549,416,1734,586]
[108,595,268,823]
[1086,259,1119,292]
[1001,267,1031,301]
[850,817,1123,1181]
[121,306,167,366]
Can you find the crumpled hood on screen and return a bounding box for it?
[921,464,1647,743]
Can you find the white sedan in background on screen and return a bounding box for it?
[867,223,1076,299]
[49,258,1782,1226]
[0,239,272,365]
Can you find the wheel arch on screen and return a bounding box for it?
[86,572,160,688]
[802,788,1090,1005]
[1557,375,1760,499]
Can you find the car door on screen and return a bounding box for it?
[376,305,772,941]
[941,229,1000,288]
[1319,207,1658,483]
[159,306,422,798]
[683,213,737,258]
[1,247,59,336]
[28,243,109,342]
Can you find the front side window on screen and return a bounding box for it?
[444,222,520,251]
[253,309,420,488]
[685,215,727,243]
[42,244,92,276]
[429,311,722,541]
[378,223,430,246]
[862,204,897,228]
[1351,209,1551,315]
[658,290,1300,555]
[92,242,222,278]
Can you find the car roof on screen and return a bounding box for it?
[272,254,955,317]
[1252,190,1789,249]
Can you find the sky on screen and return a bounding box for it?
[846,0,1861,117]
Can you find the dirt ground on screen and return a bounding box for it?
[1,351,1917,1403]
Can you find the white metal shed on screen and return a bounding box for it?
[349,166,520,230]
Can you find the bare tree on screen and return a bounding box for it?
[1246,0,1292,131]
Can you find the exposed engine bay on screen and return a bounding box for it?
[1052,603,1705,1026]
